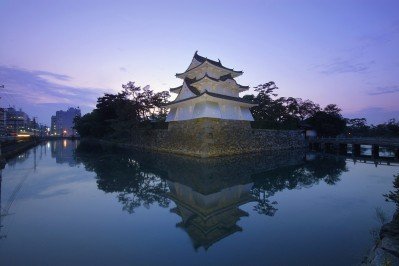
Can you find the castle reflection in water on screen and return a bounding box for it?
[0,139,348,249]
[63,140,345,250]
[1,139,397,266]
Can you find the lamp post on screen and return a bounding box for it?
[32,116,37,138]
[0,85,4,137]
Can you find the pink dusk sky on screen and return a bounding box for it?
[0,0,398,125]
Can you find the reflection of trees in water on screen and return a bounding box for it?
[75,142,170,213]
[304,155,347,185]
[76,142,347,216]
[116,172,170,213]
[75,142,349,250]
[251,155,348,216]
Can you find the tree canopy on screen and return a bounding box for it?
[346,118,399,137]
[243,82,346,136]
[74,82,170,139]
[74,80,397,139]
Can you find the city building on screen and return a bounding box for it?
[0,108,5,136]
[37,124,50,137]
[165,51,256,122]
[4,107,30,135]
[50,107,81,137]
[50,115,57,134]
[0,106,49,137]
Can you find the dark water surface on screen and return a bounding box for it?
[0,140,398,265]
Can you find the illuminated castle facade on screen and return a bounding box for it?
[165,52,256,122]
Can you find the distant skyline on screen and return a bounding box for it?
[1,0,398,125]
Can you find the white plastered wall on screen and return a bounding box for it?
[175,82,196,101]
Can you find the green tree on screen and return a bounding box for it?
[346,118,369,136]
[74,111,107,138]
[307,110,346,137]
[323,104,341,115]
[151,91,171,121]
[384,173,399,205]
[248,82,298,129]
[74,81,170,139]
[246,82,323,129]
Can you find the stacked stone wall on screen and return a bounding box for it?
[130,118,307,157]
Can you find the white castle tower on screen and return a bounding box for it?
[165,52,256,122]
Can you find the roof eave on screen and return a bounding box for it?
[238,86,250,92]
[176,61,243,79]
[170,85,182,93]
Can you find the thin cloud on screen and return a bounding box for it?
[315,59,375,75]
[0,65,107,105]
[368,86,399,96]
[34,70,71,81]
[0,65,108,125]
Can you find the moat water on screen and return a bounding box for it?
[0,140,398,265]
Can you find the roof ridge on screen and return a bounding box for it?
[176,51,243,78]
[170,85,183,92]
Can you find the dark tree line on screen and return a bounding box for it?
[74,80,397,138]
[75,141,347,216]
[245,81,398,137]
[243,82,346,136]
[74,82,170,139]
[75,141,170,213]
[75,80,349,139]
[346,118,399,137]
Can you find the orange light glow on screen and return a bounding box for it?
[17,134,31,137]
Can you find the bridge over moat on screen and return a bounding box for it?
[309,137,399,159]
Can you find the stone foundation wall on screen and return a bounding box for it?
[362,210,399,265]
[130,118,307,157]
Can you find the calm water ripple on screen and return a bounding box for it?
[0,140,398,265]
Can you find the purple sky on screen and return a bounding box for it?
[1,0,398,125]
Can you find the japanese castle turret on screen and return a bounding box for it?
[127,52,307,157]
[165,51,256,122]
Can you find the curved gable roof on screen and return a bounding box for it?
[176,51,243,78]
[188,74,249,90]
[163,90,256,107]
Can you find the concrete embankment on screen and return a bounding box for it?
[0,139,41,162]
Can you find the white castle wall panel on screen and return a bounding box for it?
[204,101,222,119]
[177,105,193,121]
[221,103,238,120]
[166,108,177,122]
[240,107,254,121]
